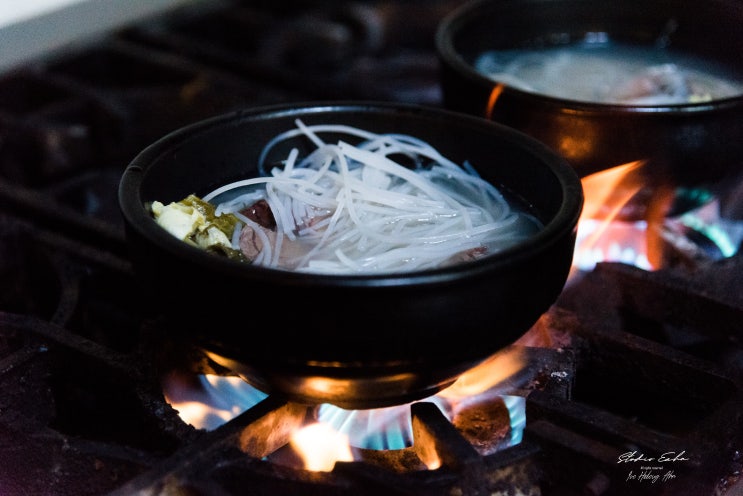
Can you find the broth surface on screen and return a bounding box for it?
[474,40,743,105]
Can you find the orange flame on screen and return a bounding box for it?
[580,160,645,245]
[438,346,524,399]
[290,422,354,471]
[162,372,249,430]
[570,160,676,274]
[485,84,506,118]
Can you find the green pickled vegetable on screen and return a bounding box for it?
[151,193,247,262]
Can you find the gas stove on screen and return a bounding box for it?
[1,1,741,495]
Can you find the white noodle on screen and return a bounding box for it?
[204,120,543,273]
[230,222,243,249]
[233,212,273,265]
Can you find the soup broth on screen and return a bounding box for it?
[474,40,743,105]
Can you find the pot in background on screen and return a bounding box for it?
[436,0,743,182]
[118,101,583,409]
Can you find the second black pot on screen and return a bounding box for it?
[436,0,743,182]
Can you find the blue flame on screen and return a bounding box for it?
[502,395,526,446]
[316,399,452,449]
[199,375,268,409]
[316,392,527,451]
[182,375,527,455]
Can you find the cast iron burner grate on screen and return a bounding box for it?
[0,1,742,495]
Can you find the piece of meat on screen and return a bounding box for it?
[238,224,310,268]
[610,63,690,104]
[240,199,276,228]
[239,224,276,260]
[445,246,488,266]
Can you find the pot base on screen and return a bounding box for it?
[205,349,464,410]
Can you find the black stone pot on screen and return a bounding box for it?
[118,101,583,409]
[436,0,743,182]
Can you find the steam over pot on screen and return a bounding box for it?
[118,102,583,409]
